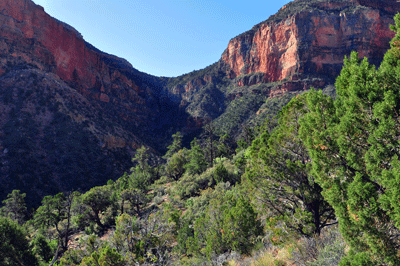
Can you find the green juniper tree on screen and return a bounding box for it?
[120,188,149,217]
[216,134,236,159]
[202,123,219,167]
[165,149,189,181]
[299,14,400,265]
[129,146,156,192]
[72,186,115,233]
[80,246,126,266]
[164,132,189,181]
[32,233,54,264]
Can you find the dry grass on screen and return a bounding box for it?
[225,226,346,266]
[224,246,294,266]
[250,246,294,266]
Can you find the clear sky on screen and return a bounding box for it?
[31,0,292,77]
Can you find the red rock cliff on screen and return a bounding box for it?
[0,0,129,88]
[221,0,399,83]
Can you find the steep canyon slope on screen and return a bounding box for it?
[0,0,398,205]
[0,0,188,205]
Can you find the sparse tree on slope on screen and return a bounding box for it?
[246,94,335,239]
[34,192,75,260]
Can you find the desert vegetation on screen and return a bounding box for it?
[2,10,400,266]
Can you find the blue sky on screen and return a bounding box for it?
[32,0,292,77]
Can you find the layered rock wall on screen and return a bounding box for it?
[221,0,398,84]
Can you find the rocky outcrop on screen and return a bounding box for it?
[221,0,398,84]
[0,68,137,206]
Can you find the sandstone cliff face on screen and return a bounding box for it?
[221,0,398,84]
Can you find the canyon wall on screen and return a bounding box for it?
[221,0,398,84]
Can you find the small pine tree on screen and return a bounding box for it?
[0,190,27,224]
[185,138,207,175]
